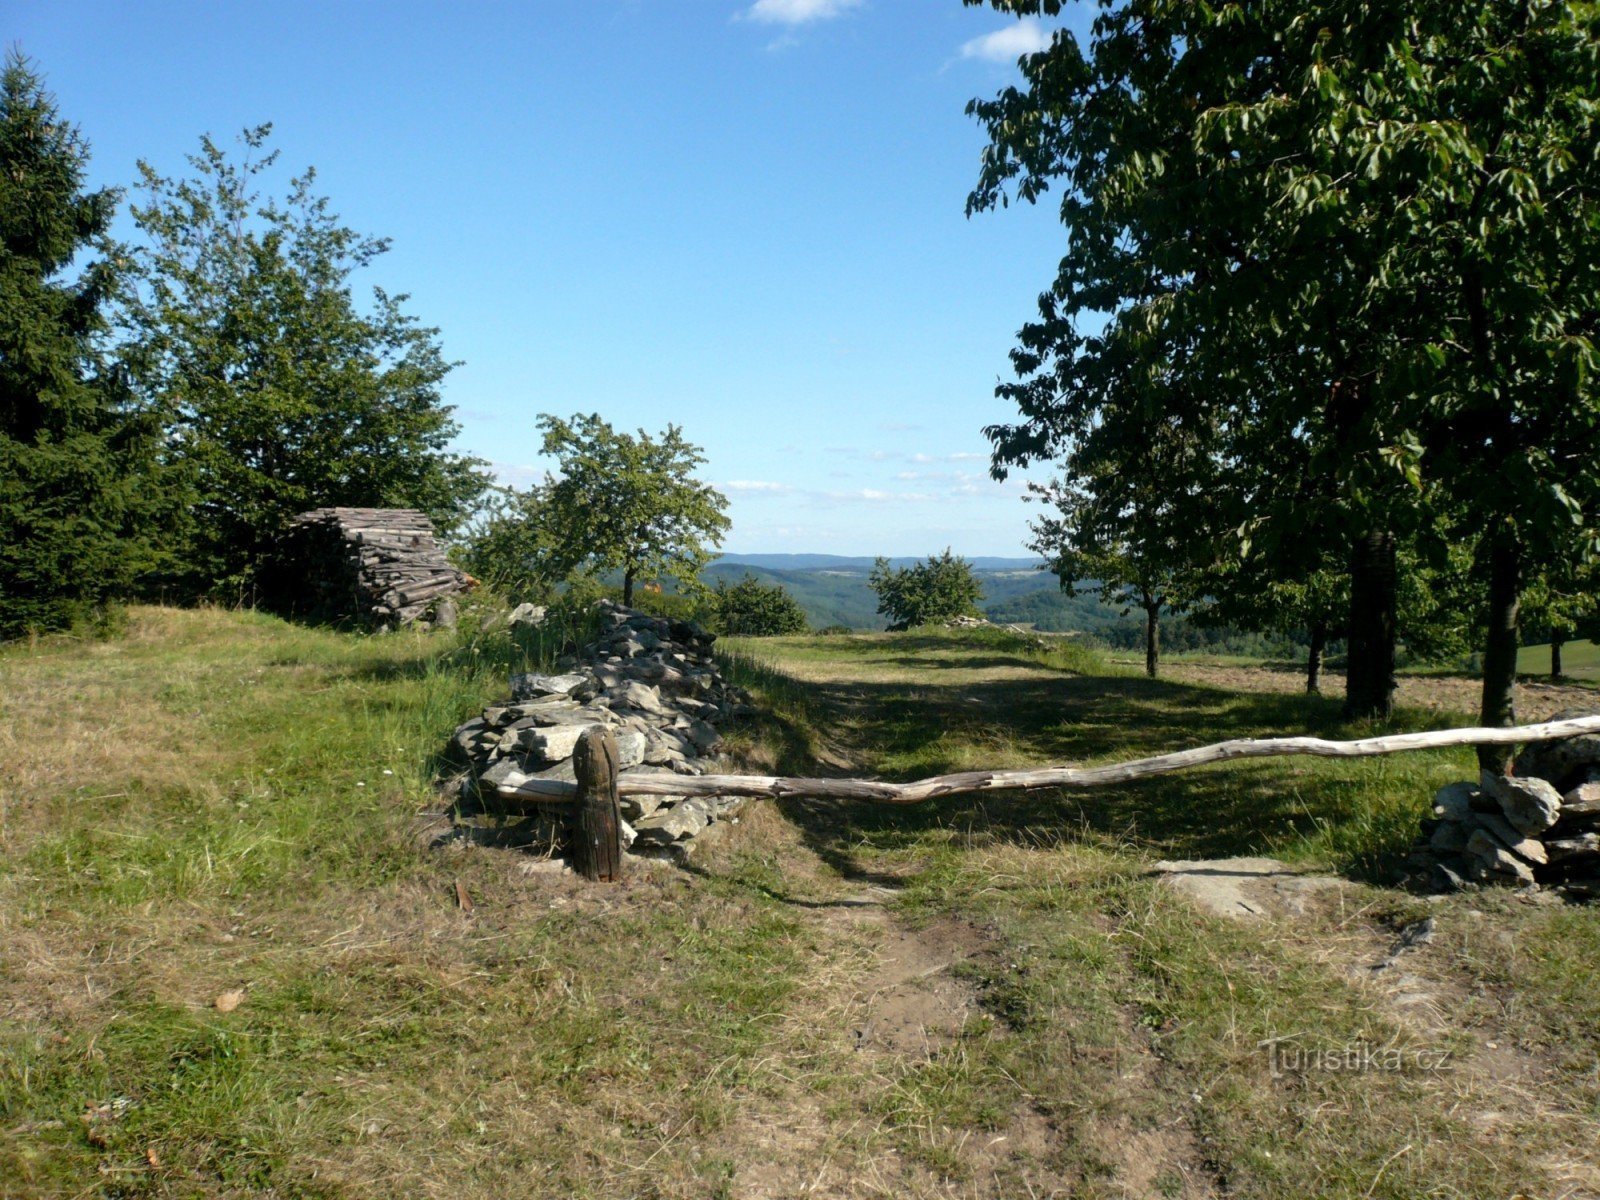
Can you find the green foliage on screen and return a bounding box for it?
[620,586,715,627]
[119,124,489,601]
[455,486,553,604]
[0,54,161,639]
[712,574,808,636]
[531,413,730,606]
[967,0,1600,715]
[868,550,984,632]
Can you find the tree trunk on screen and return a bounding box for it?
[1144,594,1160,679]
[1552,633,1564,680]
[1306,622,1327,694]
[622,566,635,607]
[1477,532,1522,773]
[1344,530,1397,720]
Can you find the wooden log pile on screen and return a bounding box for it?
[279,507,469,627]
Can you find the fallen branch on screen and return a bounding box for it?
[496,714,1600,809]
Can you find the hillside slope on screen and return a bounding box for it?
[703,558,1120,633]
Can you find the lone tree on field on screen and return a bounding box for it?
[869,550,984,631]
[535,413,729,606]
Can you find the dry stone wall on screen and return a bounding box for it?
[452,600,758,859]
[1406,709,1600,900]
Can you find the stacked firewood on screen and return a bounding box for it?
[277,507,469,627]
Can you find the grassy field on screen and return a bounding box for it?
[3,610,1599,1198]
[1521,639,1600,682]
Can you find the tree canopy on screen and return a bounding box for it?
[712,574,809,636]
[119,125,488,601]
[967,0,1600,739]
[0,53,160,637]
[533,413,730,607]
[869,550,984,631]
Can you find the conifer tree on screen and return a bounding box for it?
[0,53,155,638]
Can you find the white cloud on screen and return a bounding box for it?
[744,0,863,25]
[489,461,545,486]
[959,18,1051,63]
[724,479,794,493]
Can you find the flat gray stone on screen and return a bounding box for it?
[632,804,708,844]
[509,672,588,701]
[613,680,669,716]
[682,717,721,753]
[507,603,546,628]
[1428,820,1471,854]
[1464,811,1549,865]
[1561,781,1600,817]
[1432,781,1479,821]
[519,725,585,763]
[615,729,647,769]
[1546,832,1600,862]
[1481,771,1562,835]
[1153,857,1342,920]
[483,694,578,727]
[1465,829,1537,884]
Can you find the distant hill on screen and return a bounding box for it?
[714,553,1044,572]
[701,556,1101,632]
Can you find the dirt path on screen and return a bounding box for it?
[713,633,1600,1199]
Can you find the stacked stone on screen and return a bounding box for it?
[451,600,758,858]
[1408,711,1600,899]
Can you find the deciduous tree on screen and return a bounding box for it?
[712,574,808,636]
[966,0,1600,757]
[533,414,729,607]
[869,550,984,632]
[120,124,488,601]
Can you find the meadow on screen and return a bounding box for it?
[3,609,1598,1198]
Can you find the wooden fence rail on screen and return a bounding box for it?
[502,716,1600,834]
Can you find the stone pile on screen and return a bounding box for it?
[275,507,470,628]
[450,600,758,859]
[1406,710,1600,900]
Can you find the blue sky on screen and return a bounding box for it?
[14,0,1092,556]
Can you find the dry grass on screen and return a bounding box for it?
[4,611,1599,1198]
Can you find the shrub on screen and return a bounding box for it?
[868,550,984,632]
[712,575,808,636]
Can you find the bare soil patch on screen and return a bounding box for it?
[1160,662,1599,721]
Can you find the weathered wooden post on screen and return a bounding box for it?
[572,726,623,882]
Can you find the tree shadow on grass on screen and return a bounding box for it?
[752,660,1458,887]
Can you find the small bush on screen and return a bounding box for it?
[869,550,983,632]
[712,576,808,636]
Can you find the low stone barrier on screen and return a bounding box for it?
[1405,709,1600,899]
[450,600,757,859]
